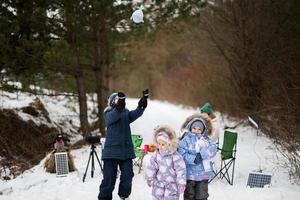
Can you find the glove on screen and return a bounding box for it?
[147,180,152,187]
[142,89,149,99]
[178,185,185,194]
[198,139,207,148]
[194,153,202,165]
[138,97,147,109]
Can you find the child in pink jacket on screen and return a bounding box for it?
[145,126,186,200]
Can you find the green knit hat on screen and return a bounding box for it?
[200,102,213,115]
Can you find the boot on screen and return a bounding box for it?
[119,197,130,200]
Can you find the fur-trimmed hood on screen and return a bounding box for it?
[180,113,213,137]
[153,125,178,153]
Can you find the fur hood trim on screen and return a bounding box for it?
[180,112,213,137]
[153,125,178,152]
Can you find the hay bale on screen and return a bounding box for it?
[44,148,76,173]
[67,151,76,172]
[44,151,56,173]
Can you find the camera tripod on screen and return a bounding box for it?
[82,144,103,182]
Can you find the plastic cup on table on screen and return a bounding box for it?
[144,144,149,153]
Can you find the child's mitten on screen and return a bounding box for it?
[194,153,202,164]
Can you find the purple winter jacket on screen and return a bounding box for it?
[145,150,186,192]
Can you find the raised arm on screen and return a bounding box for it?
[129,89,148,123]
[129,107,144,123]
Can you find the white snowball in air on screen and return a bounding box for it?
[131,6,144,24]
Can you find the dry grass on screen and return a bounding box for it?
[0,109,58,178]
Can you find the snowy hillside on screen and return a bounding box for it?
[0,95,299,200]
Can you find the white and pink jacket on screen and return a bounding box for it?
[145,150,186,200]
[145,126,186,200]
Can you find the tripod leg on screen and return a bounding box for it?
[91,151,95,178]
[94,151,103,172]
[82,152,92,182]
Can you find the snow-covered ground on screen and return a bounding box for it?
[0,92,299,200]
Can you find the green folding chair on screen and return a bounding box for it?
[210,130,238,185]
[131,134,143,157]
[131,134,144,172]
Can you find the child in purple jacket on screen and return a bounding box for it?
[145,126,186,200]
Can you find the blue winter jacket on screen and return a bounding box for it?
[178,131,217,181]
[102,107,144,160]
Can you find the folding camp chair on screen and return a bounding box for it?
[210,130,237,185]
[131,134,144,173]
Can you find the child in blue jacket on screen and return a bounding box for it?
[178,114,217,200]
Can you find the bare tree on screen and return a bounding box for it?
[201,0,277,110]
[202,0,300,180]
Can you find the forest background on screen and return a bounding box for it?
[0,0,299,179]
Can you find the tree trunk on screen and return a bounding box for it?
[74,63,90,137]
[240,68,262,110]
[95,69,106,136]
[65,3,90,137]
[99,27,111,127]
[91,20,109,136]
